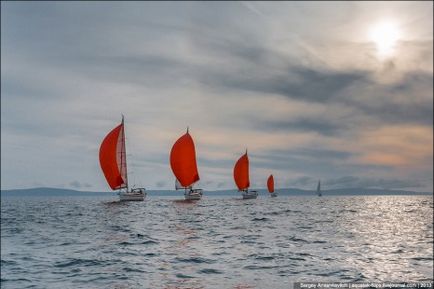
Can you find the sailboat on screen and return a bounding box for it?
[170,128,203,201]
[233,150,258,199]
[267,174,277,197]
[317,180,322,197]
[99,116,146,201]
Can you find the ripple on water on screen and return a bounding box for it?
[198,268,224,274]
[1,260,18,266]
[244,265,283,270]
[122,267,146,273]
[174,256,217,264]
[1,195,432,288]
[175,273,195,279]
[54,258,113,268]
[313,240,327,244]
[118,239,158,246]
[247,254,275,261]
[411,256,433,261]
[251,217,270,222]
[288,236,309,243]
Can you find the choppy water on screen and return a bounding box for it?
[1,195,433,289]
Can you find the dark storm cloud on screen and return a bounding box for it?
[186,10,374,105]
[193,31,432,130]
[229,67,432,137]
[347,71,433,126]
[256,118,345,136]
[204,59,432,128]
[200,61,369,103]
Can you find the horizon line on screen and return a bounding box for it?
[1,186,431,194]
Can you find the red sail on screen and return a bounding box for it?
[170,131,200,188]
[99,123,128,190]
[233,152,250,191]
[267,174,274,193]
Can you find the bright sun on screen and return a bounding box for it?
[369,21,400,57]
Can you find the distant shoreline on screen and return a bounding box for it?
[1,187,432,197]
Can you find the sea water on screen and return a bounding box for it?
[1,195,433,289]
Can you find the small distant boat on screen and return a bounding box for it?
[99,116,146,201]
[170,128,203,201]
[317,180,322,197]
[267,174,277,197]
[234,150,258,199]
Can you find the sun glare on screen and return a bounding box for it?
[369,21,400,58]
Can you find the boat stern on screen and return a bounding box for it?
[119,188,146,201]
[184,189,203,200]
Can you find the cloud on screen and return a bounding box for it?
[240,1,266,17]
[216,182,226,189]
[155,181,167,188]
[1,2,432,192]
[253,147,355,170]
[290,176,316,187]
[69,180,92,189]
[344,70,433,126]
[256,118,345,136]
[325,176,359,187]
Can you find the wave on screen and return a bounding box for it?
[174,257,216,264]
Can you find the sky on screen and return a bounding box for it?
[1,1,433,192]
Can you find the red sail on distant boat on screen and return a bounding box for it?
[170,130,200,188]
[234,151,257,199]
[267,174,274,193]
[233,152,250,191]
[99,121,128,190]
[99,117,146,201]
[170,128,203,200]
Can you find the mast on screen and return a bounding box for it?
[185,126,190,192]
[99,119,129,191]
[184,127,189,192]
[245,148,248,193]
[121,115,128,191]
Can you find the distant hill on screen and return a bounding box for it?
[234,188,432,196]
[1,187,431,197]
[0,187,111,197]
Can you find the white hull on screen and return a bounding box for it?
[242,190,258,199]
[119,188,146,201]
[270,192,277,197]
[184,189,203,201]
